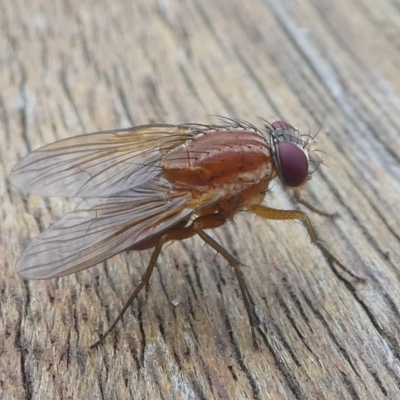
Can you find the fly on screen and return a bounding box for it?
[9,118,364,348]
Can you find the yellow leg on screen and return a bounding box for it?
[249,204,365,282]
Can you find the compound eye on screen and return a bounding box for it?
[271,120,294,130]
[277,141,309,187]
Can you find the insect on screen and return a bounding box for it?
[10,118,363,348]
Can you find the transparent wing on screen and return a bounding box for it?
[16,180,201,279]
[9,124,195,197]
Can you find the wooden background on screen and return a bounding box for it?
[1,0,400,399]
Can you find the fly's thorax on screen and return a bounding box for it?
[160,127,274,187]
[192,176,272,218]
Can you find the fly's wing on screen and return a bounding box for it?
[9,125,196,197]
[15,179,207,279]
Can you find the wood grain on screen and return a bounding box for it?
[1,0,400,399]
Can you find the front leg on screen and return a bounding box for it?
[249,204,365,282]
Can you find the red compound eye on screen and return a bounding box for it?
[277,141,309,187]
[271,120,294,130]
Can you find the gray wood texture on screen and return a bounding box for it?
[1,0,400,399]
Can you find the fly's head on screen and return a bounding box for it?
[267,120,323,189]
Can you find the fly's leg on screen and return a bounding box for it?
[191,213,260,349]
[91,212,258,349]
[195,229,260,349]
[90,226,198,348]
[293,190,338,218]
[249,204,365,282]
[90,238,164,348]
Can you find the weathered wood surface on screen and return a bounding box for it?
[1,0,400,399]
